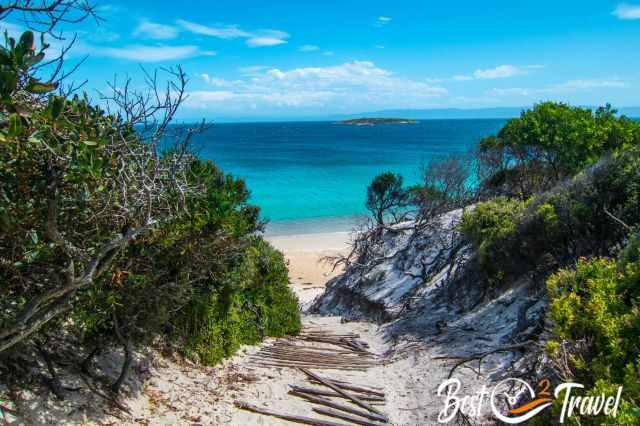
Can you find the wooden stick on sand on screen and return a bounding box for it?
[299,368,388,420]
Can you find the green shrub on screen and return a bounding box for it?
[479,102,640,197]
[175,238,300,365]
[546,237,640,425]
[460,197,527,274]
[462,148,640,286]
[0,30,301,368]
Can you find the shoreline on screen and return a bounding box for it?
[264,214,364,238]
[265,229,351,305]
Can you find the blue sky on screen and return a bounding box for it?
[3,1,640,120]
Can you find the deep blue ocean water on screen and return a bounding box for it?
[191,119,507,235]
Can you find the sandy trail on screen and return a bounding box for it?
[202,232,469,425]
[6,231,487,425]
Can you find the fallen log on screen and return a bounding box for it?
[299,369,388,419]
[289,390,388,423]
[234,401,349,426]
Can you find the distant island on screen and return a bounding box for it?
[337,117,418,126]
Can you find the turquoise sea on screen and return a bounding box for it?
[192,119,507,235]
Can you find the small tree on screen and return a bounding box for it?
[365,172,407,227]
[412,155,473,226]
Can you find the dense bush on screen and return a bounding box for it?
[176,238,300,364]
[0,28,300,387]
[479,102,640,198]
[459,197,527,276]
[546,237,640,424]
[461,148,640,286]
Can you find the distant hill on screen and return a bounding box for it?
[337,117,418,125]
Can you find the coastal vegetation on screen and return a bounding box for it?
[355,102,640,423]
[0,1,299,398]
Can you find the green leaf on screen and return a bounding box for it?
[18,31,34,52]
[0,48,12,66]
[7,113,23,137]
[24,51,45,68]
[26,78,58,94]
[48,95,65,119]
[83,140,98,146]
[0,69,18,96]
[28,130,46,144]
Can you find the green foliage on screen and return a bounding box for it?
[0,31,56,106]
[175,238,301,365]
[479,102,640,197]
[461,148,640,285]
[365,171,407,226]
[0,31,300,363]
[547,239,640,425]
[460,197,527,272]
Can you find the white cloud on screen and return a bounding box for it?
[613,3,640,19]
[473,64,527,79]
[92,44,215,62]
[199,74,250,88]
[246,37,286,47]
[239,65,270,75]
[449,64,544,81]
[377,16,392,24]
[322,51,335,56]
[134,20,179,40]
[488,87,533,97]
[246,30,289,47]
[299,44,320,52]
[553,79,629,90]
[488,78,630,98]
[177,19,288,47]
[176,19,251,38]
[185,61,447,112]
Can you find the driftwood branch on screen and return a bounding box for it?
[299,368,388,420]
[290,390,387,423]
[604,206,633,232]
[312,407,385,426]
[434,340,537,379]
[234,401,348,426]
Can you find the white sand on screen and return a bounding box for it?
[266,231,350,305]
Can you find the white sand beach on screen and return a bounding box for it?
[266,231,351,304]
